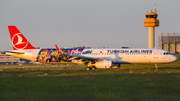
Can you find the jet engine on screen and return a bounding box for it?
[95,60,112,68]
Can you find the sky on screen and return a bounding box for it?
[0,0,180,51]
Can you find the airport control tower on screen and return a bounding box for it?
[144,4,159,48]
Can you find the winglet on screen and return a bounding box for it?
[8,26,36,50]
[55,44,63,54]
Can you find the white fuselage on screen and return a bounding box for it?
[81,48,177,64]
[5,48,177,64]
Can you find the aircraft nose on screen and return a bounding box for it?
[171,55,177,62]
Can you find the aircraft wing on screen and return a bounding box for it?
[54,44,107,64]
[68,54,128,64]
[69,54,101,61]
[47,62,77,64]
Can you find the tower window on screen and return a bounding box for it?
[146,15,150,18]
[150,15,154,18]
[154,15,157,18]
[146,15,154,18]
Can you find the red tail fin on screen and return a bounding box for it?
[8,26,36,50]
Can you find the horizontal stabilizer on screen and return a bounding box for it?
[4,51,25,54]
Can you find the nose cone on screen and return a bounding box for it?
[171,55,177,62]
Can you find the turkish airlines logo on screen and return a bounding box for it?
[12,33,28,50]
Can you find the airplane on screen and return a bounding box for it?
[5,26,177,70]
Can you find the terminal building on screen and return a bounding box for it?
[158,32,180,54]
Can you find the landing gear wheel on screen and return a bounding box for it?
[85,67,92,70]
[92,66,96,70]
[62,56,68,61]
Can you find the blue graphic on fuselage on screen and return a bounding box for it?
[82,50,93,54]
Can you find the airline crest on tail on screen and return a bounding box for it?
[8,26,36,50]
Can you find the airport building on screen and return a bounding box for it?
[158,32,180,54]
[0,52,20,64]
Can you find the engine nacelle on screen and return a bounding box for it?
[95,60,112,68]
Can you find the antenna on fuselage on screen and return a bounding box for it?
[107,44,109,48]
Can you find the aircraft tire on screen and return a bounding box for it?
[92,66,96,70]
[85,67,92,70]
[62,56,68,61]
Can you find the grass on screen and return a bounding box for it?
[0,58,180,101]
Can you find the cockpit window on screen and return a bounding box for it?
[163,52,171,55]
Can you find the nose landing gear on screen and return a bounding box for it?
[155,64,158,70]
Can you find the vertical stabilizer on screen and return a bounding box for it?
[8,26,36,50]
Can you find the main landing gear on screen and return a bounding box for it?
[85,66,96,70]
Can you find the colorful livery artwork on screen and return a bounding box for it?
[36,48,84,63]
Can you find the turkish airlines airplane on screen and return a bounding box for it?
[5,26,177,70]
